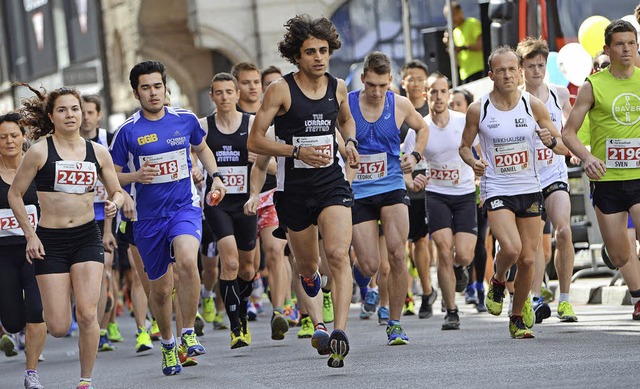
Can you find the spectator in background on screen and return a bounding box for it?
[443,1,484,84]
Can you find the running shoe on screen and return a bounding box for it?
[509,316,535,339]
[161,342,182,376]
[522,296,535,329]
[454,266,469,293]
[230,331,248,349]
[311,324,331,355]
[76,380,94,389]
[0,334,17,357]
[177,344,198,367]
[359,303,373,320]
[328,329,350,368]
[633,300,640,321]
[270,311,289,340]
[300,271,321,297]
[213,312,228,330]
[107,322,123,342]
[322,291,334,323]
[403,293,416,316]
[180,329,206,356]
[150,319,161,341]
[247,301,258,322]
[66,316,78,337]
[284,305,299,326]
[23,371,44,389]
[297,316,314,338]
[419,289,438,319]
[386,320,409,345]
[363,290,379,313]
[194,312,205,336]
[486,276,506,316]
[465,284,478,305]
[201,297,216,323]
[557,301,578,322]
[377,306,390,325]
[98,330,114,351]
[532,298,551,324]
[441,310,461,330]
[540,286,555,303]
[476,283,487,312]
[135,327,153,353]
[241,318,252,345]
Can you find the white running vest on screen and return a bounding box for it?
[478,91,541,200]
[535,84,568,188]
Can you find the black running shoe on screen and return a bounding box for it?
[454,266,469,293]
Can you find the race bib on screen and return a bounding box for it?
[606,138,640,168]
[0,204,38,238]
[536,147,554,167]
[354,152,387,182]
[54,161,97,194]
[219,165,248,194]
[293,135,333,169]
[429,161,460,186]
[139,149,189,184]
[93,179,107,203]
[494,143,530,174]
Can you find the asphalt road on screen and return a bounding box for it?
[2,298,638,389]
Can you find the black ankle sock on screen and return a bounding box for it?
[630,289,640,298]
[237,277,254,319]
[322,287,331,294]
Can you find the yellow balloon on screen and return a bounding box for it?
[578,16,611,57]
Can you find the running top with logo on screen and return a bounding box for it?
[349,90,404,200]
[236,104,277,193]
[534,84,567,188]
[205,112,251,211]
[477,91,540,200]
[110,106,205,220]
[588,67,640,181]
[401,103,430,201]
[0,177,38,246]
[35,137,101,196]
[90,128,113,221]
[273,72,344,193]
[406,109,475,196]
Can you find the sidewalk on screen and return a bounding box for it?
[549,276,632,306]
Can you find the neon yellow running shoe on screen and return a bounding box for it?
[322,291,334,323]
[297,316,314,338]
[486,277,506,316]
[202,297,216,323]
[135,327,153,353]
[557,301,578,322]
[213,312,228,330]
[230,331,248,349]
[150,319,161,341]
[161,342,182,375]
[403,294,415,316]
[107,322,123,342]
[522,296,534,329]
[509,316,535,339]
[178,344,198,367]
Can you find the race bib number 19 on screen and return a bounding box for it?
[494,143,530,174]
[54,161,97,194]
[0,204,38,238]
[218,166,248,194]
[139,149,189,184]
[536,147,554,167]
[292,134,333,169]
[606,138,640,168]
[354,152,387,181]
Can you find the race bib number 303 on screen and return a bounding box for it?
[0,204,38,238]
[494,143,530,174]
[139,149,189,184]
[606,138,640,168]
[292,134,333,169]
[219,165,248,194]
[354,152,387,181]
[54,161,97,194]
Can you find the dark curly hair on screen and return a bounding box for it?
[278,14,341,66]
[14,82,83,140]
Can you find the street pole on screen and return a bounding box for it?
[401,0,412,62]
[445,0,459,87]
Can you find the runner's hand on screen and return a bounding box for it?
[582,154,606,180]
[299,146,333,168]
[104,200,118,219]
[25,235,45,264]
[410,173,429,192]
[473,159,489,176]
[535,128,553,147]
[400,153,418,174]
[136,160,160,184]
[210,176,227,202]
[243,195,259,216]
[103,231,118,253]
[345,143,359,169]
[122,192,135,220]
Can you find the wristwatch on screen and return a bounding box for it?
[210,171,224,181]
[345,137,359,149]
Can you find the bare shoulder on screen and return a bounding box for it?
[198,116,209,133]
[394,94,415,113]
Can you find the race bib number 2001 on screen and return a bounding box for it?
[494,143,530,174]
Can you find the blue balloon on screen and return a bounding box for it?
[547,52,569,87]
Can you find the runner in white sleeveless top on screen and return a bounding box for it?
[459,46,564,339]
[516,37,576,325]
[405,73,477,331]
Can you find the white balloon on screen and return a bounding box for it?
[557,43,593,86]
[621,14,640,42]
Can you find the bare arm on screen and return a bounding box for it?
[248,79,294,158]
[459,102,488,176]
[193,138,226,199]
[336,79,359,168]
[556,85,573,124]
[398,96,429,173]
[531,97,568,155]
[95,144,125,219]
[244,127,274,216]
[562,81,606,179]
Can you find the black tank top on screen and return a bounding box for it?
[273,72,345,193]
[35,137,102,193]
[205,112,251,211]
[0,175,38,246]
